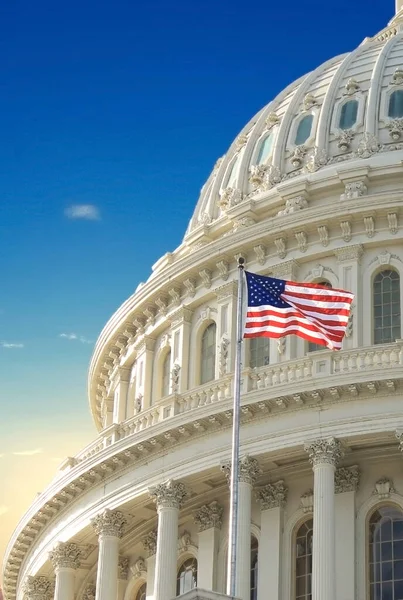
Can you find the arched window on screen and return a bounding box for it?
[227,155,241,188]
[295,115,314,146]
[251,536,258,600]
[369,505,403,600]
[388,90,403,118]
[257,134,273,165]
[339,99,358,129]
[250,337,270,368]
[373,270,401,344]
[177,558,197,595]
[201,323,216,384]
[162,351,171,397]
[135,583,147,600]
[308,281,332,352]
[295,519,313,600]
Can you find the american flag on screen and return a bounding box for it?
[244,271,354,350]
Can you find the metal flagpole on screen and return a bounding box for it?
[227,256,245,597]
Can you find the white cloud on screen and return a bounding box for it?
[13,448,44,456]
[1,342,24,348]
[0,506,9,517]
[59,333,93,344]
[64,204,100,220]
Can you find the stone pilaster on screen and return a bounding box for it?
[22,576,54,600]
[215,281,238,374]
[149,480,188,600]
[256,481,287,600]
[91,509,127,600]
[112,367,131,423]
[304,437,343,600]
[169,307,193,393]
[134,336,155,410]
[222,456,260,600]
[142,531,157,599]
[194,502,223,590]
[49,542,81,600]
[334,244,364,348]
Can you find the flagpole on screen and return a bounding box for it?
[227,256,245,597]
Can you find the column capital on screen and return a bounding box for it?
[91,508,127,539]
[221,455,261,486]
[255,480,288,509]
[82,584,96,600]
[22,576,55,600]
[142,529,158,557]
[49,541,82,570]
[335,465,360,493]
[148,479,188,509]
[118,556,129,580]
[194,501,224,532]
[304,437,343,467]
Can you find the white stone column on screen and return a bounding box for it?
[91,509,127,600]
[255,480,287,600]
[117,556,129,600]
[142,530,157,600]
[335,466,360,600]
[169,307,193,393]
[149,479,188,600]
[49,542,81,600]
[112,367,131,424]
[304,437,343,600]
[134,336,156,410]
[22,576,54,600]
[194,501,224,590]
[222,455,260,600]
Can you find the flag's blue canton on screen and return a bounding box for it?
[245,272,290,309]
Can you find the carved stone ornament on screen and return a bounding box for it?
[118,556,130,580]
[171,363,180,394]
[194,501,224,531]
[149,479,188,509]
[334,244,364,262]
[388,212,398,234]
[304,147,329,173]
[336,129,354,152]
[22,576,55,600]
[317,225,329,247]
[335,466,360,493]
[364,216,375,238]
[302,93,317,110]
[254,244,266,265]
[197,212,212,226]
[249,164,282,192]
[49,541,82,570]
[392,67,403,85]
[374,477,395,499]
[277,337,286,356]
[235,134,248,150]
[216,260,229,280]
[356,132,380,158]
[387,118,403,140]
[265,112,281,130]
[81,584,96,600]
[91,509,127,539]
[304,437,344,467]
[135,394,143,414]
[344,78,360,95]
[178,531,194,552]
[340,220,352,242]
[199,268,212,289]
[300,490,314,514]
[219,337,230,377]
[231,217,255,232]
[274,237,287,259]
[255,480,288,509]
[221,455,261,486]
[295,231,308,252]
[218,187,243,211]
[249,164,267,190]
[131,557,147,578]
[290,145,307,168]
[142,530,158,557]
[277,195,308,216]
[341,180,367,201]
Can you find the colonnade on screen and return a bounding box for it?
[23,437,350,600]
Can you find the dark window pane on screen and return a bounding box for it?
[394,559,403,579]
[382,542,393,561]
[393,521,403,540]
[382,561,393,581]
[394,541,403,559]
[381,581,393,600]
[389,90,403,118]
[339,100,358,129]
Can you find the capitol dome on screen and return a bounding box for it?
[3,6,403,600]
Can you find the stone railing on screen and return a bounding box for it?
[73,342,403,465]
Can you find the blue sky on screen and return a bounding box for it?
[0,0,394,570]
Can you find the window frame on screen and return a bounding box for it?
[372,268,401,345]
[330,91,366,137]
[287,107,320,152]
[176,557,198,596]
[200,321,217,385]
[293,517,313,600]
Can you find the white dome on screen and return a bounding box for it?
[186,11,403,237]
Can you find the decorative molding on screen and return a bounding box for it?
[344,78,360,95]
[183,278,196,298]
[171,363,180,394]
[278,195,308,216]
[391,67,403,85]
[199,269,212,289]
[274,237,287,259]
[255,480,288,509]
[91,509,127,539]
[216,260,230,281]
[300,490,314,514]
[221,455,261,486]
[373,477,395,499]
[253,244,266,265]
[130,557,147,578]
[357,132,380,158]
[364,216,375,238]
[178,530,196,553]
[295,231,308,253]
[334,244,364,262]
[219,338,230,377]
[290,145,307,168]
[340,220,352,242]
[277,337,286,356]
[118,556,130,580]
[168,287,181,307]
[304,437,343,467]
[142,530,158,557]
[336,129,354,152]
[304,147,328,173]
[303,93,317,111]
[335,466,360,493]
[341,180,367,201]
[194,501,224,531]
[149,479,188,509]
[215,281,237,301]
[81,584,96,600]
[22,577,54,600]
[49,541,82,570]
[218,187,243,211]
[387,118,403,140]
[270,260,299,280]
[198,306,217,322]
[388,212,398,235]
[265,112,280,130]
[317,225,329,247]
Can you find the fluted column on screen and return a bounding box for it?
[304,437,343,600]
[149,480,188,600]
[222,455,260,600]
[22,576,54,600]
[91,509,127,600]
[49,542,81,600]
[194,501,224,590]
[255,481,288,600]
